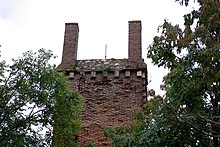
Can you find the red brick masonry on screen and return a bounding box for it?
[58,21,147,147]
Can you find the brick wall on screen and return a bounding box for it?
[58,21,147,146]
[59,23,79,69]
[128,21,142,61]
[67,70,146,146]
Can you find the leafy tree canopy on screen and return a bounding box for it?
[147,0,220,146]
[0,49,83,146]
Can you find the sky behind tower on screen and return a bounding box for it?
[0,0,197,94]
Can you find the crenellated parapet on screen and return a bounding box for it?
[59,58,147,99]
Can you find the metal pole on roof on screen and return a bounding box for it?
[105,44,107,59]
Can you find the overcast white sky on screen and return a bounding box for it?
[0,0,197,94]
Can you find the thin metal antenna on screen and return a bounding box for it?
[105,44,107,59]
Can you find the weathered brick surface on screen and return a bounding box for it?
[58,21,147,147]
[58,23,79,70]
[68,69,146,146]
[129,21,142,61]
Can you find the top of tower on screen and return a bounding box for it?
[58,58,146,72]
[58,20,145,71]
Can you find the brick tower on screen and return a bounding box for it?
[58,21,147,146]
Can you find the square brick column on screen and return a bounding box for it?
[128,21,142,61]
[60,23,79,69]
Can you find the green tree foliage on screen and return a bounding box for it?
[147,0,220,146]
[0,49,83,146]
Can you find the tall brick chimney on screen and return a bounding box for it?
[60,23,79,68]
[128,21,142,61]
